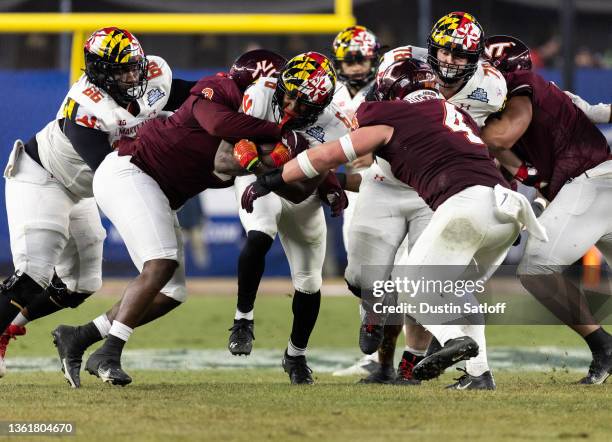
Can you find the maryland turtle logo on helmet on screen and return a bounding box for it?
[273,52,337,130]
[427,11,484,86]
[84,27,148,105]
[332,25,382,88]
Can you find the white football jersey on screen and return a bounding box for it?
[377,45,429,79]
[243,76,351,147]
[446,60,507,127]
[36,55,173,198]
[333,80,372,119]
[378,46,506,127]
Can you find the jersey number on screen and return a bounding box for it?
[442,102,484,145]
[82,86,103,103]
[147,61,163,80]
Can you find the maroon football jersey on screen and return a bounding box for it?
[117,74,281,209]
[505,70,609,200]
[355,97,507,210]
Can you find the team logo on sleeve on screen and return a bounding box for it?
[146,88,166,106]
[467,87,489,103]
[201,88,215,100]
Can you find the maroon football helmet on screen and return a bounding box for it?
[229,49,287,92]
[373,58,437,101]
[484,35,532,73]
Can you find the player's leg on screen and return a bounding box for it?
[406,186,519,385]
[517,174,612,383]
[386,199,434,385]
[1,143,73,375]
[344,172,410,361]
[229,175,282,355]
[277,196,326,384]
[80,152,180,386]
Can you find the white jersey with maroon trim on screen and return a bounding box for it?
[36,55,173,198]
[332,80,372,119]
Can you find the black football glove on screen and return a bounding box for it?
[241,168,286,213]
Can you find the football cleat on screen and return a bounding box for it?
[51,325,87,388]
[579,350,612,385]
[393,351,423,385]
[282,351,314,385]
[446,368,496,390]
[85,348,132,386]
[332,354,380,377]
[358,364,396,384]
[359,322,385,355]
[412,336,479,381]
[227,319,255,356]
[0,324,27,378]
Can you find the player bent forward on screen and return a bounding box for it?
[240,59,548,388]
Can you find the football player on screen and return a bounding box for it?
[240,58,546,388]
[0,27,195,378]
[50,49,288,387]
[482,35,612,384]
[345,12,509,387]
[329,25,384,377]
[219,52,350,384]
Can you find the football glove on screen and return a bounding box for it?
[233,139,260,172]
[514,162,548,189]
[317,172,349,217]
[241,168,286,213]
[564,91,611,124]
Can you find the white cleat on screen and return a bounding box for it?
[333,354,381,377]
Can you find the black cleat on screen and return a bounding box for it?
[358,365,396,384]
[412,336,479,381]
[579,350,612,385]
[282,351,314,385]
[359,322,384,355]
[85,348,132,386]
[52,325,86,388]
[393,351,423,385]
[425,336,442,357]
[228,319,255,356]
[446,368,496,390]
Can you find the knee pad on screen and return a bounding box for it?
[47,276,92,308]
[0,271,44,309]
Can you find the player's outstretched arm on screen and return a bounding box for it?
[564,91,612,124]
[240,125,391,212]
[481,95,532,152]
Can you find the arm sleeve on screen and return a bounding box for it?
[61,118,112,172]
[163,78,197,111]
[192,98,281,142]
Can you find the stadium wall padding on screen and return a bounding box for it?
[0,68,610,276]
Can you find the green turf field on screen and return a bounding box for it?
[1,294,610,441]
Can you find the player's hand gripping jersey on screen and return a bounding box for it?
[35,56,173,198]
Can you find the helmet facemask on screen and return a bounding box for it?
[84,28,148,105]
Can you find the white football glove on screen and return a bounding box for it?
[564,91,611,124]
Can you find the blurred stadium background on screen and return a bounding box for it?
[0,0,610,279]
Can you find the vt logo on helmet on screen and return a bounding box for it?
[332,25,382,89]
[484,35,532,73]
[84,27,148,105]
[373,58,438,102]
[229,49,287,92]
[273,52,337,130]
[427,11,484,86]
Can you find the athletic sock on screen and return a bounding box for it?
[404,345,426,357]
[584,327,612,354]
[98,321,133,359]
[12,312,29,327]
[92,314,112,338]
[289,290,321,350]
[462,324,489,377]
[287,339,306,357]
[236,231,273,314]
[234,308,254,321]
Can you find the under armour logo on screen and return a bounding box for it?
[374,174,385,182]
